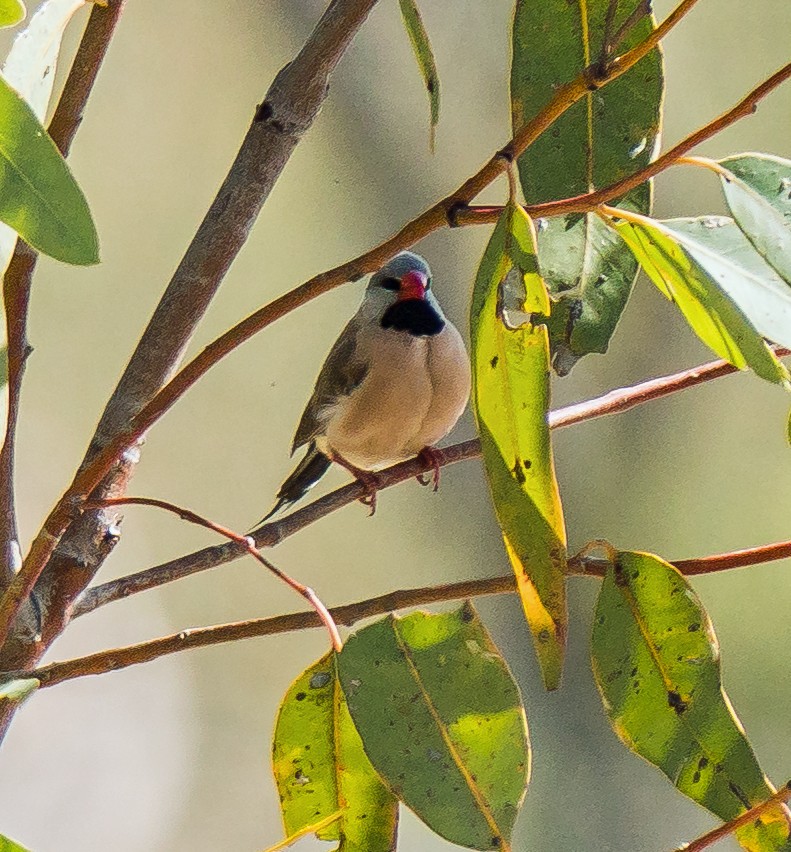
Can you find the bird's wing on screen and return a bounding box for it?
[291,318,369,453]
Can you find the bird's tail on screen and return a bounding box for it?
[256,442,331,525]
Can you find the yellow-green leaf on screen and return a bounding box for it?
[470,203,568,690]
[272,653,398,852]
[337,606,529,851]
[0,834,30,851]
[611,213,788,386]
[0,0,24,28]
[592,551,790,852]
[0,676,38,702]
[397,0,439,151]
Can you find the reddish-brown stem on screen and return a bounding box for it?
[27,533,791,688]
[73,350,787,616]
[679,783,791,852]
[455,58,791,226]
[0,0,704,644]
[87,497,342,652]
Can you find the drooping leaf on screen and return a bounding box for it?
[272,652,398,852]
[511,0,663,373]
[0,0,25,28]
[397,0,439,151]
[0,75,97,264]
[337,606,529,851]
[0,0,89,274]
[661,216,791,351]
[717,153,791,285]
[0,834,30,852]
[592,551,790,852]
[0,676,37,702]
[611,213,789,385]
[470,202,568,690]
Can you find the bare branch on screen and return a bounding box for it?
[3,0,704,643]
[455,58,791,226]
[73,352,766,617]
[677,782,791,852]
[87,496,342,651]
[0,0,379,663]
[30,535,791,688]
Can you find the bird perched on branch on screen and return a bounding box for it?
[261,251,471,521]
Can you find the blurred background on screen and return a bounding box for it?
[0,0,789,849]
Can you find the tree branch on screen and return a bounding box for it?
[0,0,380,666]
[4,0,702,646]
[86,496,342,651]
[0,0,127,605]
[28,535,791,688]
[677,782,791,852]
[73,351,767,617]
[454,58,791,226]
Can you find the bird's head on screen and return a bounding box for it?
[365,252,445,337]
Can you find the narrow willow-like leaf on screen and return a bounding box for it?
[0,677,37,702]
[0,0,24,28]
[0,0,87,275]
[661,216,791,351]
[717,153,791,284]
[397,0,439,151]
[338,606,529,851]
[0,835,30,852]
[511,0,663,373]
[612,214,788,386]
[471,203,568,690]
[272,653,398,852]
[0,75,97,264]
[592,551,790,852]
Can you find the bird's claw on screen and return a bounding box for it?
[356,471,380,515]
[416,447,442,492]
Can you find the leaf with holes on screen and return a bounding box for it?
[272,653,398,852]
[716,153,791,285]
[338,606,529,851]
[592,551,790,852]
[398,0,439,151]
[0,0,24,28]
[511,0,663,373]
[0,74,98,264]
[471,202,568,690]
[611,213,788,386]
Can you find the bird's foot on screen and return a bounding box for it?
[331,453,381,516]
[416,446,443,492]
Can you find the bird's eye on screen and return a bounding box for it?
[380,276,401,291]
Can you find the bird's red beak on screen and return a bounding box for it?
[398,270,428,301]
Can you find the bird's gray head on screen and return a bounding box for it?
[363,251,445,337]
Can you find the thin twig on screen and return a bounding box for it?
[73,351,777,617]
[86,497,342,651]
[676,782,791,852]
[0,0,379,664]
[4,0,704,647]
[598,0,621,71]
[609,0,652,57]
[455,58,791,226]
[28,535,791,688]
[0,0,127,595]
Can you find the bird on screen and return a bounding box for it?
[260,251,471,521]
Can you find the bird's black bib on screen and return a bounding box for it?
[380,299,445,337]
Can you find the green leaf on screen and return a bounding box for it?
[397,0,439,151]
[272,652,398,852]
[717,153,791,285]
[0,0,25,28]
[0,75,97,265]
[0,0,88,274]
[338,606,529,851]
[0,834,30,852]
[661,216,791,351]
[511,0,663,373]
[612,213,789,385]
[0,346,7,388]
[0,676,38,702]
[592,551,790,852]
[470,203,568,690]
